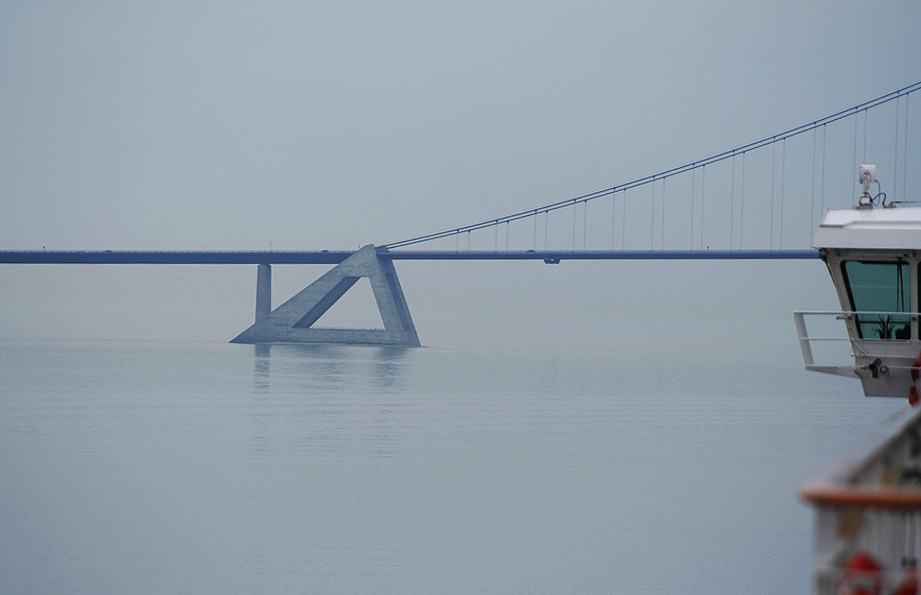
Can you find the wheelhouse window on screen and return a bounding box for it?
[841,261,911,340]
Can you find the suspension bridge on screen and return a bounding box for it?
[2,82,920,345]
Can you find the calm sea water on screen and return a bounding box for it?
[0,339,908,594]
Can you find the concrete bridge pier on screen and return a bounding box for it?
[232,245,421,347]
[255,263,271,323]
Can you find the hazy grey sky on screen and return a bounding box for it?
[1,1,919,347]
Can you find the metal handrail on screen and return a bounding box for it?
[794,311,920,372]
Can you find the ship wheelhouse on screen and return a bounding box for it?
[796,207,921,398]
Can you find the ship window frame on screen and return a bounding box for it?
[840,259,911,340]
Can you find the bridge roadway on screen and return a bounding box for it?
[0,249,819,265]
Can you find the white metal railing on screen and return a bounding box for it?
[794,311,920,376]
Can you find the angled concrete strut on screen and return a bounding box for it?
[231,245,421,346]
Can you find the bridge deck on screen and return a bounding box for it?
[0,249,818,264]
[383,249,819,262]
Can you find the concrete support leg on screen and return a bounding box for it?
[255,263,272,322]
[231,245,421,347]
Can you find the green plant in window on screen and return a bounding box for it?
[869,314,910,340]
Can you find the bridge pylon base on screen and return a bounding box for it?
[231,245,421,347]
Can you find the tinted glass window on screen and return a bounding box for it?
[841,261,910,340]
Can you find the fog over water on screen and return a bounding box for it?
[1,3,919,592]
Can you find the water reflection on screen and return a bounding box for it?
[246,343,414,475]
[249,343,410,394]
[372,346,409,392]
[253,344,271,392]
